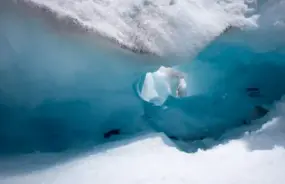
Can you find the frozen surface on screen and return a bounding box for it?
[1,97,285,184]
[1,0,285,154]
[20,0,257,55]
[0,9,155,153]
[1,5,285,184]
[138,42,285,140]
[140,66,187,105]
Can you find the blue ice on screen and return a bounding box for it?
[1,11,285,154]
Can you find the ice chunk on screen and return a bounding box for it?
[140,66,187,105]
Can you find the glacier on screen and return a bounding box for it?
[1,0,285,183]
[0,0,259,154]
[0,11,151,153]
[0,0,285,153]
[139,36,285,145]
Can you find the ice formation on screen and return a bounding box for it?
[1,0,285,183]
[140,66,187,105]
[0,0,258,153]
[1,0,285,153]
[1,99,285,184]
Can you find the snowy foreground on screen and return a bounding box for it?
[1,108,285,184]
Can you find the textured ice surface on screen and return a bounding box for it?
[1,0,285,154]
[140,66,187,105]
[138,37,285,140]
[1,0,285,183]
[0,11,154,153]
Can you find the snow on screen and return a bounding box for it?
[18,0,257,55]
[1,99,285,184]
[1,109,285,184]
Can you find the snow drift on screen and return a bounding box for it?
[18,0,257,55]
[1,98,285,184]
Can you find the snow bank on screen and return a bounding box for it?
[1,107,285,184]
[16,0,257,55]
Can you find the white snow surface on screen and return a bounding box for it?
[20,0,257,55]
[1,98,285,184]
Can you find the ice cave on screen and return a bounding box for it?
[1,0,285,183]
[1,0,285,153]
